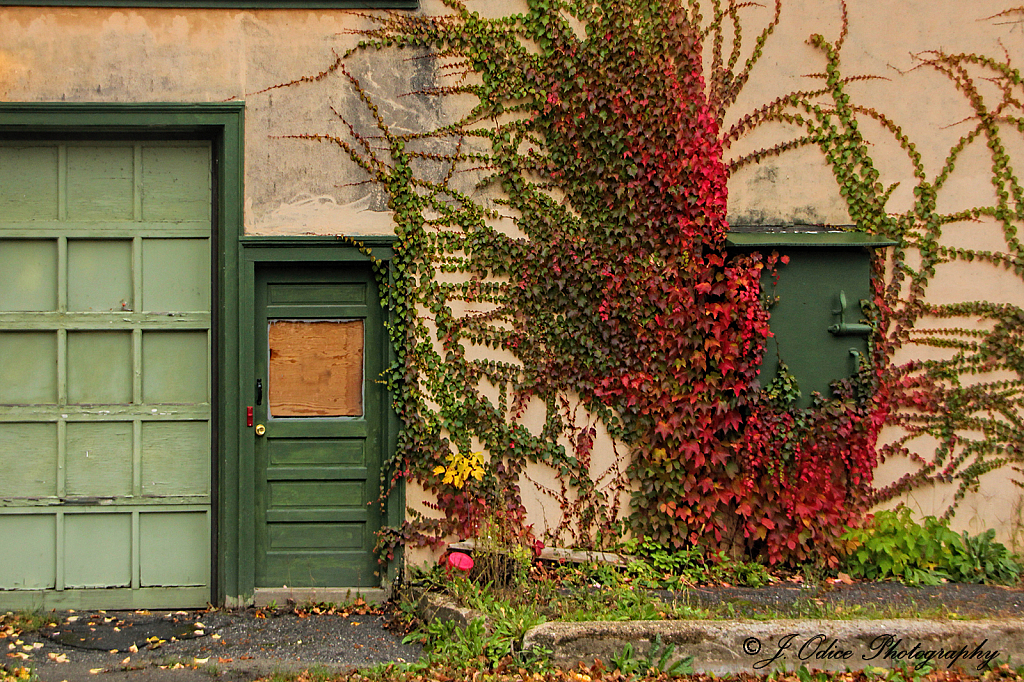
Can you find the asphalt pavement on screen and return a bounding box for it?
[4,603,422,682]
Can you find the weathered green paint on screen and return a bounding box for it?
[0,405,210,422]
[139,512,210,586]
[64,514,132,588]
[0,107,240,611]
[142,239,211,312]
[0,146,58,220]
[0,240,58,311]
[267,283,368,306]
[67,332,133,404]
[0,515,56,589]
[269,523,362,549]
[253,263,383,588]
[237,240,399,600]
[141,422,211,496]
[0,312,211,330]
[65,422,134,497]
[142,331,209,403]
[0,223,211,238]
[0,586,210,611]
[67,239,133,311]
[751,245,875,408]
[141,146,212,222]
[0,423,57,498]
[268,439,365,466]
[66,146,134,221]
[0,331,58,403]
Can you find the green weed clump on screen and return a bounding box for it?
[841,508,1022,586]
[609,635,694,679]
[622,538,775,589]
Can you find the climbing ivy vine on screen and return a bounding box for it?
[725,7,1024,527]
[274,0,1024,566]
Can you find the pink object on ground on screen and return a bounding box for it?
[447,552,474,571]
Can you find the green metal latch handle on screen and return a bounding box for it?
[828,290,872,336]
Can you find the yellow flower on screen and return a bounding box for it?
[434,450,485,489]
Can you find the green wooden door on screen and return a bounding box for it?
[0,140,213,609]
[254,263,383,588]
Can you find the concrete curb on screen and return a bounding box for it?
[522,619,1024,674]
[414,588,489,628]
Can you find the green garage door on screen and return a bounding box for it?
[0,141,213,609]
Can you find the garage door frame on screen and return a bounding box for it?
[0,103,243,608]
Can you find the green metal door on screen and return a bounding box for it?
[0,140,213,609]
[253,263,383,588]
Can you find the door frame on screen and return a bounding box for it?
[238,238,400,603]
[0,102,244,608]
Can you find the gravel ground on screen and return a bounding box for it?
[5,603,422,682]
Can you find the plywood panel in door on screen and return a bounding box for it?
[268,321,363,417]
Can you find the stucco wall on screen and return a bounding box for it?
[0,3,456,235]
[3,0,1022,555]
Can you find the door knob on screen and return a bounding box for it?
[255,424,266,436]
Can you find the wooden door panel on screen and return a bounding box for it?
[0,141,213,607]
[67,239,133,311]
[0,240,57,311]
[254,264,383,589]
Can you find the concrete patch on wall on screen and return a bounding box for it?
[254,194,396,236]
[726,151,852,228]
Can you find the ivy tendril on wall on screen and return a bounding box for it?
[270,0,1024,566]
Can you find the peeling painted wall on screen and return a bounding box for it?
[0,4,453,236]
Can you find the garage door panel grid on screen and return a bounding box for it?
[0,140,213,606]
